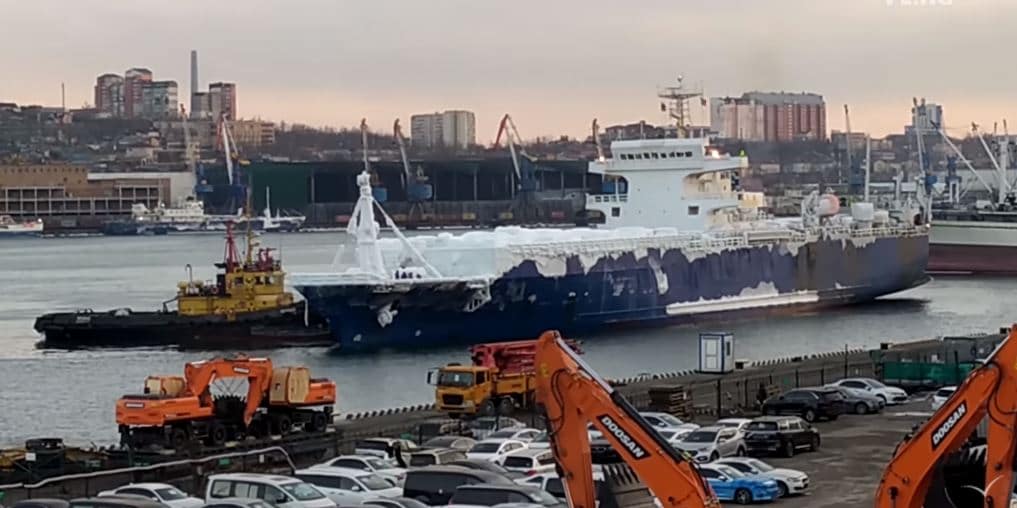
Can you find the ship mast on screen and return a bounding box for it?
[658,75,703,139]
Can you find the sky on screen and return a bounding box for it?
[3,0,1016,142]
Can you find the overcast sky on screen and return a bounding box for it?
[3,0,1015,141]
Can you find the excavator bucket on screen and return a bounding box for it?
[598,464,657,508]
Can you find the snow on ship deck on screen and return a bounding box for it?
[291,134,930,350]
[291,221,926,286]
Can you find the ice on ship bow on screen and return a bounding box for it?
[291,136,930,352]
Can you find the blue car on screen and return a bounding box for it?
[698,464,779,504]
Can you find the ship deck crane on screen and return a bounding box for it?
[534,330,720,508]
[495,114,539,223]
[875,325,1017,508]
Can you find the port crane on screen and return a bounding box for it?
[393,119,433,225]
[495,114,540,223]
[534,330,721,508]
[874,325,1017,508]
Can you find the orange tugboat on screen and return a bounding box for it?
[34,223,329,349]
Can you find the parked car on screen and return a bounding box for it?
[295,467,401,504]
[762,387,845,422]
[205,473,336,508]
[69,498,167,508]
[932,386,957,410]
[715,457,810,498]
[743,416,820,458]
[696,464,780,504]
[468,417,525,440]
[360,497,430,508]
[487,428,542,442]
[516,471,607,504]
[449,484,564,507]
[589,438,622,465]
[354,438,419,462]
[657,427,697,446]
[315,455,406,484]
[423,436,477,452]
[828,378,908,405]
[408,447,468,467]
[99,483,203,508]
[824,385,883,415]
[498,448,556,476]
[672,426,746,462]
[528,432,550,450]
[448,459,525,480]
[402,466,513,505]
[715,418,753,431]
[201,498,276,508]
[467,439,527,461]
[11,500,70,508]
[639,412,698,432]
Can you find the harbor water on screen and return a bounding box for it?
[1,232,1015,446]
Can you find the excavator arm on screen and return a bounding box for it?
[534,330,720,508]
[183,356,275,426]
[875,325,1017,508]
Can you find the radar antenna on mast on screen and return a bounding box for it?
[657,75,703,138]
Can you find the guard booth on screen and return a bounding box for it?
[698,332,734,374]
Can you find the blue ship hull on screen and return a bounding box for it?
[296,233,930,352]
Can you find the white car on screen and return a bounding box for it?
[528,431,551,449]
[295,466,401,504]
[486,427,543,442]
[517,470,604,497]
[466,438,528,461]
[498,448,556,476]
[314,455,406,484]
[639,411,696,430]
[354,437,418,460]
[932,386,957,410]
[715,418,753,431]
[673,426,746,463]
[206,473,336,508]
[100,483,203,508]
[715,457,810,497]
[657,427,698,446]
[829,378,908,405]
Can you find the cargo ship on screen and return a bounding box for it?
[292,114,930,352]
[35,223,327,349]
[926,123,1017,274]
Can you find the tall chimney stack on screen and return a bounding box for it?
[190,50,199,117]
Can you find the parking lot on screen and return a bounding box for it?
[754,399,932,508]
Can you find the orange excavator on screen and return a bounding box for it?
[533,330,720,508]
[875,324,1017,508]
[116,355,336,449]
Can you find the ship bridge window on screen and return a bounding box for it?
[685,151,693,157]
[643,152,651,159]
[635,153,643,159]
[651,153,659,159]
[688,206,700,216]
[611,207,621,217]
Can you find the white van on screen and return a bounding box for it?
[205,473,336,508]
[294,467,401,504]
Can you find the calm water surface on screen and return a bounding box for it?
[0,233,1014,445]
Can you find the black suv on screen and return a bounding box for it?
[450,483,565,507]
[762,387,845,422]
[743,416,821,457]
[402,466,512,505]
